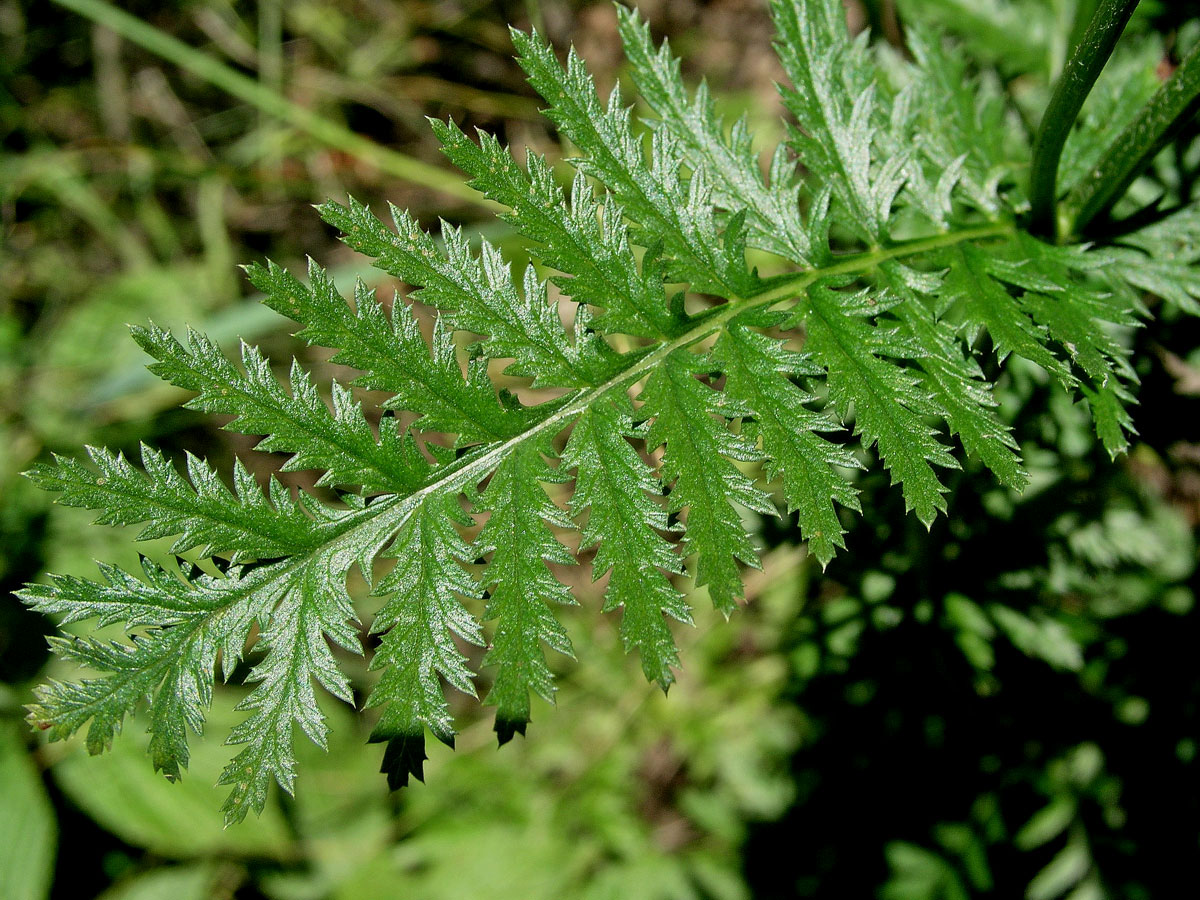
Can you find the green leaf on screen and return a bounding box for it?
[1102,206,1200,315]
[772,0,901,243]
[802,281,958,525]
[433,119,678,339]
[23,0,1199,815]
[367,493,483,784]
[1027,842,1090,900]
[25,445,325,562]
[1081,378,1137,458]
[0,723,56,900]
[642,351,775,614]
[894,0,1056,78]
[96,864,220,900]
[510,26,751,295]
[712,312,861,566]
[884,263,1027,490]
[133,322,431,493]
[903,26,1019,216]
[318,198,615,387]
[1015,798,1077,850]
[475,441,576,743]
[616,5,817,264]
[562,401,690,687]
[882,841,971,900]
[217,558,361,824]
[942,243,1077,383]
[247,259,523,443]
[989,234,1139,452]
[22,559,262,779]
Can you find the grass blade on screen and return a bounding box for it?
[50,0,492,209]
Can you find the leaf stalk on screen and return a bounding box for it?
[1069,42,1200,236]
[1028,0,1140,240]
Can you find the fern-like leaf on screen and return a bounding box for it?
[367,493,483,786]
[563,400,690,688]
[26,445,325,561]
[641,351,775,613]
[475,441,576,743]
[801,280,959,525]
[772,0,902,243]
[133,324,429,493]
[511,26,752,295]
[246,259,524,443]
[616,6,818,263]
[217,560,361,822]
[712,312,862,566]
[21,0,1195,821]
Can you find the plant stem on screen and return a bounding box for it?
[1028,0,1140,240]
[1065,0,1102,58]
[1069,42,1200,236]
[50,0,493,209]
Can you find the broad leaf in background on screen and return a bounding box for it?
[50,694,292,858]
[95,865,221,900]
[0,723,56,900]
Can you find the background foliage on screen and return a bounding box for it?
[1,0,1198,898]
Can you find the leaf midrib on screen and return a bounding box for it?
[199,221,1019,624]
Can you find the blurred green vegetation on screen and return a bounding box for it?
[1,1,1198,898]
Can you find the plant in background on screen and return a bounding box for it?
[759,350,1197,897]
[18,0,1200,825]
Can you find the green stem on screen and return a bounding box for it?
[1065,0,1102,58]
[1069,42,1200,236]
[50,0,492,209]
[1028,0,1140,239]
